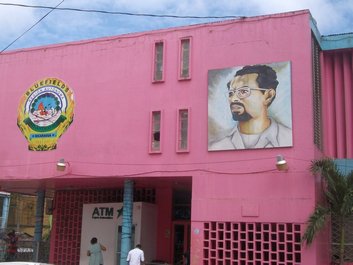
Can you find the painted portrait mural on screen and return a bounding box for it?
[208,61,292,151]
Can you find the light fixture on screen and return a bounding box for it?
[56,158,67,171]
[276,155,288,171]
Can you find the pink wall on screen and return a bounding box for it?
[0,11,316,184]
[322,50,353,158]
[0,11,315,180]
[0,10,327,264]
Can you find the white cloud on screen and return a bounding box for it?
[210,0,353,35]
[0,0,37,40]
[0,0,352,51]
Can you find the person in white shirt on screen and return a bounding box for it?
[127,244,145,265]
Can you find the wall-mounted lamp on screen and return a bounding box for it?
[56,158,67,171]
[276,155,288,171]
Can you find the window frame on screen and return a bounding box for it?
[178,37,192,80]
[152,40,165,83]
[149,110,162,153]
[176,108,190,152]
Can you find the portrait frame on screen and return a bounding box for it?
[208,61,292,151]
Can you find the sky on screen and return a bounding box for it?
[0,0,352,52]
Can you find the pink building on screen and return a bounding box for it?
[1,9,353,265]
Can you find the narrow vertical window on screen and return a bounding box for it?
[153,41,164,82]
[312,35,322,150]
[179,38,191,80]
[150,111,161,152]
[177,108,189,152]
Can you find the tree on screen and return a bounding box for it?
[302,158,353,265]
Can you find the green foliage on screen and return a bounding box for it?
[303,158,353,264]
[302,204,330,244]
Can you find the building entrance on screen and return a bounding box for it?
[172,188,191,264]
[172,221,190,265]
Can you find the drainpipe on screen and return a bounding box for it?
[33,190,45,262]
[119,180,134,265]
[0,192,11,230]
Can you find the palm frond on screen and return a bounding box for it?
[346,170,353,186]
[312,158,352,215]
[302,204,330,245]
[310,158,336,178]
[341,190,353,217]
[305,158,353,263]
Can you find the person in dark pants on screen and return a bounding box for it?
[5,230,18,261]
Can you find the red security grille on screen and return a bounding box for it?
[53,188,155,265]
[203,222,302,265]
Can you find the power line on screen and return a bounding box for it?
[0,2,243,19]
[0,0,65,53]
[0,2,245,53]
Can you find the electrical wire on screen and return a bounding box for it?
[0,155,302,168]
[0,0,65,53]
[1,168,279,180]
[74,168,279,177]
[0,3,244,19]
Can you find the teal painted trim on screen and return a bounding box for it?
[320,33,353,50]
[120,180,134,265]
[33,190,45,262]
[1,195,10,230]
[310,13,353,51]
[310,15,322,46]
[334,159,353,176]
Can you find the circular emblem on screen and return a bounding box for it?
[17,78,74,151]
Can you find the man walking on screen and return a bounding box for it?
[127,244,145,265]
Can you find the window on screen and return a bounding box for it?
[179,38,191,79]
[150,111,162,153]
[153,41,164,82]
[177,108,189,152]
